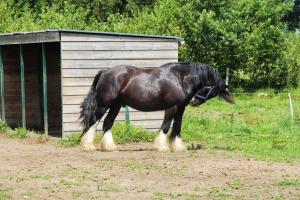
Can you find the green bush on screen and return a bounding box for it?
[284,33,300,87]
[0,0,299,89]
[104,0,298,89]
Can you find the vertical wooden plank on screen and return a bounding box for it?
[59,40,65,142]
[0,47,5,121]
[42,44,48,135]
[19,45,26,128]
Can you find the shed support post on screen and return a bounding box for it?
[19,45,26,129]
[0,47,5,121]
[125,105,130,124]
[42,44,48,135]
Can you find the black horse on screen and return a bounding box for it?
[80,62,234,152]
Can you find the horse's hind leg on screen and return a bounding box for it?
[154,106,177,151]
[169,106,187,152]
[81,107,108,151]
[100,104,121,151]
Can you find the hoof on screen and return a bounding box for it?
[154,143,170,152]
[82,144,97,152]
[170,136,187,152]
[154,130,170,152]
[100,142,118,152]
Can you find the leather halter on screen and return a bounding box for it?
[194,86,215,102]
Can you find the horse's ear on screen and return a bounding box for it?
[219,89,235,104]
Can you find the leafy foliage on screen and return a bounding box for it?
[284,33,300,87]
[0,0,299,89]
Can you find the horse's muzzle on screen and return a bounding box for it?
[189,97,205,106]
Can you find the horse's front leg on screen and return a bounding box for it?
[101,105,121,151]
[170,106,187,152]
[154,106,177,151]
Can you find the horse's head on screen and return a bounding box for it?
[189,64,235,106]
[190,85,234,106]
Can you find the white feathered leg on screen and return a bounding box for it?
[154,130,170,151]
[81,123,97,151]
[100,129,117,151]
[170,136,187,152]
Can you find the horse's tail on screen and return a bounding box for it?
[79,70,104,136]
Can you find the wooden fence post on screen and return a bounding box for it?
[288,93,294,127]
[225,67,229,91]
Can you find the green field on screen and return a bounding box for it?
[181,93,300,162]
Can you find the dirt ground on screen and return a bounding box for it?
[0,135,300,200]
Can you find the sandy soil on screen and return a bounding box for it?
[0,135,300,200]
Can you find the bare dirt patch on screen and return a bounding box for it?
[1,136,300,199]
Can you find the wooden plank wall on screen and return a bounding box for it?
[60,33,178,136]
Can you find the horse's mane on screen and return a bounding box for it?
[187,62,223,89]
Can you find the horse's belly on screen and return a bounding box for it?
[124,95,174,112]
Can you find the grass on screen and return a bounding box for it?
[208,187,229,198]
[58,123,154,147]
[154,192,199,200]
[0,121,48,141]
[0,120,7,133]
[57,133,82,147]
[110,123,154,144]
[125,161,157,171]
[7,127,28,139]
[181,93,300,162]
[0,186,13,200]
[278,179,300,187]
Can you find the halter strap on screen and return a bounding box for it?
[194,86,215,101]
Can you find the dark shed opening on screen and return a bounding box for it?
[0,43,62,136]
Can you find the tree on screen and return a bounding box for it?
[0,0,298,89]
[284,0,300,30]
[105,0,296,88]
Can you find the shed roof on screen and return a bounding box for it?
[0,29,184,45]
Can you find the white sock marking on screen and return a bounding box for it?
[154,130,170,151]
[101,129,117,151]
[81,123,97,151]
[170,136,187,152]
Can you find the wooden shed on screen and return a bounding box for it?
[0,30,182,137]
